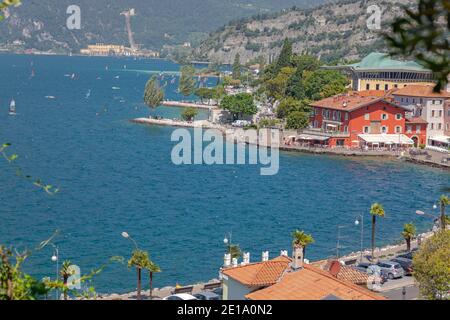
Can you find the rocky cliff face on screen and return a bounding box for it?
[194,0,416,64]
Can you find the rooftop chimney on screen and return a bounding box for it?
[280,250,288,257]
[292,246,304,270]
[262,251,269,262]
[224,253,231,267]
[242,252,250,265]
[232,258,238,267]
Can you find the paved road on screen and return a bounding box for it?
[380,276,420,300]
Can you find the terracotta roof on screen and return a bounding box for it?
[222,256,291,287]
[245,265,385,300]
[310,92,403,111]
[392,84,450,98]
[317,260,370,286]
[406,117,427,124]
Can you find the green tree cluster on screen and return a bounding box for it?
[232,53,241,80]
[413,230,450,300]
[220,93,257,120]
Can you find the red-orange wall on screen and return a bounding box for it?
[311,101,424,147]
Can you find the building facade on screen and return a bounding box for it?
[307,92,419,148]
[327,52,435,92]
[391,84,450,147]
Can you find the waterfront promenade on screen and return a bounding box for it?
[162,100,218,110]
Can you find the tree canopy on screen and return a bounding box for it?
[144,76,164,109]
[220,93,257,120]
[181,107,198,121]
[285,111,310,130]
[178,65,197,96]
[413,230,450,300]
[275,38,293,72]
[276,97,311,119]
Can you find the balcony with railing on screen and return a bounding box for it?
[300,128,350,138]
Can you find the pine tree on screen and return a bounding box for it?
[232,53,241,80]
[275,38,293,72]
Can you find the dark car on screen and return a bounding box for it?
[193,291,220,301]
[391,257,413,276]
[397,249,418,260]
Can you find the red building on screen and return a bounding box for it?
[305,91,426,148]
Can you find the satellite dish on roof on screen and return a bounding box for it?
[329,260,341,277]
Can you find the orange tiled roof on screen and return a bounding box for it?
[406,117,427,124]
[310,92,401,112]
[392,84,450,98]
[245,265,385,300]
[222,256,291,287]
[316,260,370,286]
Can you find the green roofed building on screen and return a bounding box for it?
[325,52,435,92]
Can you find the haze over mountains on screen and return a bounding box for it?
[0,0,323,53]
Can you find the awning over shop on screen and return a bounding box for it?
[358,134,414,145]
[297,134,330,141]
[429,135,450,144]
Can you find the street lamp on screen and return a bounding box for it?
[121,231,139,249]
[336,226,347,259]
[50,243,59,300]
[223,232,232,254]
[355,214,364,263]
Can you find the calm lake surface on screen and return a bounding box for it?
[0,54,449,294]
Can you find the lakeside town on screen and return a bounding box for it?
[1,0,449,304]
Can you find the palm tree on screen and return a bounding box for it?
[128,249,151,300]
[401,222,416,252]
[438,195,449,230]
[145,260,161,299]
[228,244,242,260]
[60,260,74,300]
[370,203,385,260]
[291,230,314,259]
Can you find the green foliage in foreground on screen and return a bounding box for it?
[1,143,59,195]
[413,230,450,300]
[385,0,450,91]
[178,66,197,97]
[0,0,21,21]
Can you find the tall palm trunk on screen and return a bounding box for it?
[149,271,153,299]
[63,276,68,300]
[136,267,142,300]
[371,215,376,260]
[406,237,411,252]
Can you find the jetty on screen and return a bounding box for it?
[131,117,222,130]
[162,100,218,110]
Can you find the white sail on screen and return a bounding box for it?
[9,99,16,115]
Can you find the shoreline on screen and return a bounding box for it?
[131,117,449,169]
[96,228,436,300]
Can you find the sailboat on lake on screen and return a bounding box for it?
[9,98,17,116]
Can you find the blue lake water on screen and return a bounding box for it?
[0,54,449,294]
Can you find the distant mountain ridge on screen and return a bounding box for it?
[0,0,324,53]
[193,0,416,64]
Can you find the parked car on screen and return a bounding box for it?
[212,287,223,299]
[376,260,404,279]
[352,263,388,284]
[193,291,220,300]
[163,293,198,300]
[232,120,251,127]
[397,249,417,260]
[391,257,413,276]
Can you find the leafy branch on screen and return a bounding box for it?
[1,143,59,195]
[384,0,450,91]
[0,0,21,21]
